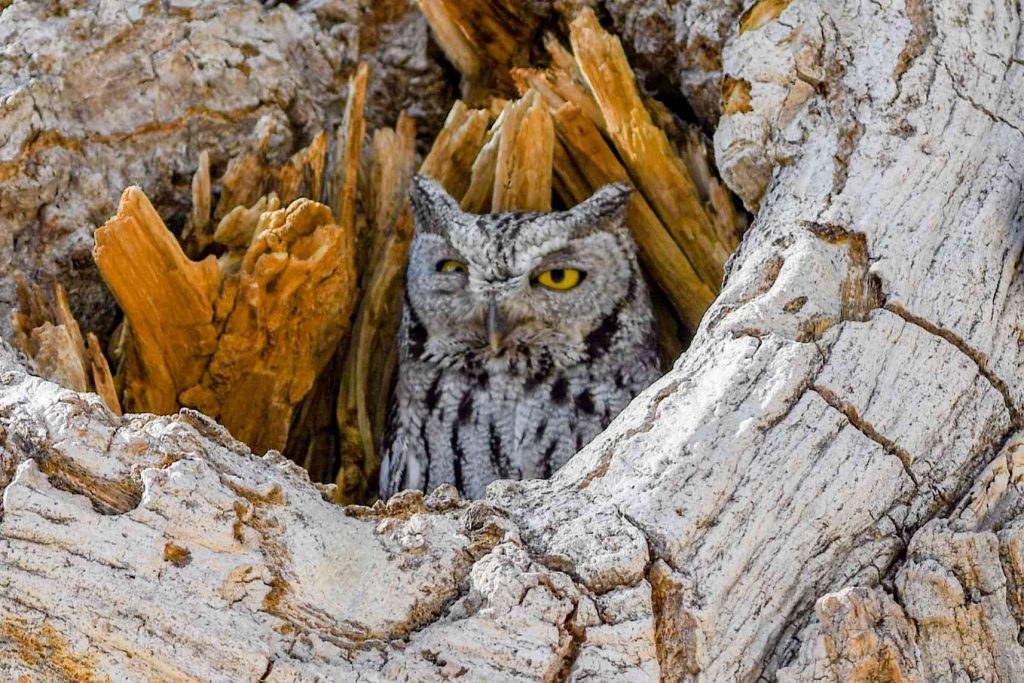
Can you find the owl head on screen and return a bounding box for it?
[404,175,646,373]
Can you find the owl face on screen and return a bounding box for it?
[405,176,638,371]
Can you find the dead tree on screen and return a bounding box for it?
[1,0,1023,680]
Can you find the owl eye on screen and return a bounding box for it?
[437,259,468,274]
[535,268,584,290]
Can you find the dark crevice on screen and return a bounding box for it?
[884,302,1022,428]
[811,385,919,487]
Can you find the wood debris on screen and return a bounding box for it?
[10,274,121,414]
[93,187,357,456]
[569,9,736,288]
[88,68,369,457]
[420,101,495,199]
[420,7,744,332]
[94,187,221,415]
[415,0,543,100]
[335,114,418,503]
[492,90,554,211]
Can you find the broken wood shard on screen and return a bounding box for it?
[570,8,737,290]
[492,90,554,212]
[93,187,357,455]
[416,0,542,100]
[94,187,221,415]
[335,112,419,504]
[180,199,356,455]
[10,275,121,414]
[551,103,716,329]
[420,101,495,199]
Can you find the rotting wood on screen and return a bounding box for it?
[10,275,120,414]
[415,0,543,100]
[94,187,357,456]
[328,63,370,248]
[277,65,373,479]
[492,89,554,212]
[460,107,505,213]
[93,187,221,415]
[11,8,748,495]
[569,8,737,290]
[420,101,495,199]
[177,198,356,455]
[335,113,418,504]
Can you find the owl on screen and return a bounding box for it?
[379,176,660,500]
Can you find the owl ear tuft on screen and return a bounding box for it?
[410,174,461,235]
[564,182,633,236]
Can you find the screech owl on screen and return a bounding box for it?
[379,176,660,500]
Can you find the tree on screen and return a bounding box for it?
[2,0,1023,680]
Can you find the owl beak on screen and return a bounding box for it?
[487,300,507,353]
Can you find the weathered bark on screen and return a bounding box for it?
[0,0,456,341]
[2,0,1023,681]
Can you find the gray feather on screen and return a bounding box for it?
[380,177,660,499]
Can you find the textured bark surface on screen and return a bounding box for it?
[0,0,455,341]
[2,0,1024,681]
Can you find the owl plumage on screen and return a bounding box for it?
[379,176,660,500]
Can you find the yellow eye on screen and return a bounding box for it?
[536,268,584,290]
[437,259,468,274]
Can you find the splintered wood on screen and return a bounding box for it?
[571,11,737,286]
[335,114,418,503]
[415,0,541,99]
[13,11,747,504]
[94,187,221,415]
[10,275,120,414]
[492,90,554,211]
[418,6,743,331]
[94,189,356,456]
[89,68,368,457]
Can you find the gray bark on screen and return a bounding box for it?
[1,0,1023,680]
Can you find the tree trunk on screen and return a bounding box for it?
[2,0,1023,681]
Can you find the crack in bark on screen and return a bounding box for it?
[942,63,1024,138]
[3,428,142,515]
[258,657,275,682]
[811,384,920,487]
[885,302,1022,428]
[551,601,587,683]
[891,0,934,98]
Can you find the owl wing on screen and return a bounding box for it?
[378,402,429,500]
[378,409,406,500]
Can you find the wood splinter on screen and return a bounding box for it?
[10,274,121,414]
